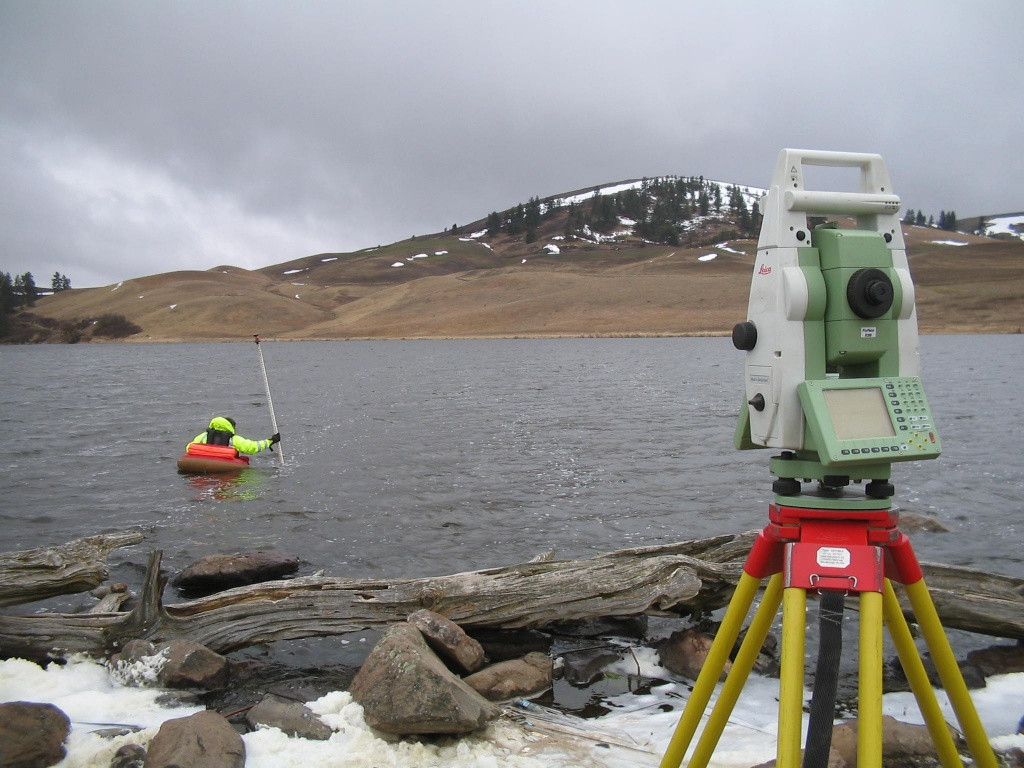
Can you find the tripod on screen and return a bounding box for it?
[659,502,998,768]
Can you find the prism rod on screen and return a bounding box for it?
[253,334,284,466]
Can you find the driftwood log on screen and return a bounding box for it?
[0,530,1022,661]
[0,532,750,659]
[0,532,144,608]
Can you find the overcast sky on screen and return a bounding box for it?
[2,1,1021,288]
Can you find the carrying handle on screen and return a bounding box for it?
[757,148,904,249]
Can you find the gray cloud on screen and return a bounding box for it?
[2,0,1021,287]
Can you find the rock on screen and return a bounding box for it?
[830,715,957,767]
[407,608,485,673]
[544,616,648,639]
[245,693,333,740]
[561,647,621,686]
[157,640,229,689]
[1004,746,1024,767]
[884,652,986,693]
[112,639,229,690]
[464,652,553,701]
[0,701,70,768]
[114,638,158,664]
[749,749,845,768]
[349,622,500,735]
[658,628,730,681]
[173,550,300,593]
[965,644,1024,676]
[896,511,951,533]
[89,726,142,739]
[143,710,244,768]
[466,627,551,662]
[111,743,146,768]
[734,625,780,677]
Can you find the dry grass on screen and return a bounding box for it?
[31,226,1024,341]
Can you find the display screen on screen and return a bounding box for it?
[822,387,896,440]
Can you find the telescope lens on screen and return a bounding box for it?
[846,268,894,318]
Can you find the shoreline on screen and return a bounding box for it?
[30,326,1024,344]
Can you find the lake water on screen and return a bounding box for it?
[2,336,1023,766]
[3,336,1021,584]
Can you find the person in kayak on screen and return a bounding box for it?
[190,416,280,455]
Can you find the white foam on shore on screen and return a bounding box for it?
[2,655,1022,767]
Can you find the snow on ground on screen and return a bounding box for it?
[283,268,305,275]
[2,653,1021,768]
[556,181,645,207]
[931,240,969,246]
[984,213,1024,239]
[698,254,717,262]
[544,244,560,255]
[715,242,746,255]
[320,257,337,262]
[391,262,405,268]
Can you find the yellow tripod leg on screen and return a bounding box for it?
[659,571,763,768]
[881,580,963,768]
[905,579,998,768]
[777,586,806,768]
[858,590,884,768]
[687,574,785,768]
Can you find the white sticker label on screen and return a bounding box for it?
[861,327,878,338]
[816,547,851,568]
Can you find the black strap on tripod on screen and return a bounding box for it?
[803,589,846,768]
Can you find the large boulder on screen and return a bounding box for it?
[407,608,486,674]
[561,647,621,686]
[158,640,230,689]
[830,715,958,767]
[112,639,229,690]
[143,710,244,768]
[464,652,553,701]
[110,743,146,768]
[0,701,70,768]
[349,623,500,735]
[658,628,730,681]
[245,693,333,740]
[173,550,300,593]
[965,644,1024,676]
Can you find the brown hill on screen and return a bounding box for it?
[23,198,1024,342]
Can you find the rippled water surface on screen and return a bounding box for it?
[2,336,1021,589]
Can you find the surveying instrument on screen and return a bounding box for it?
[659,150,997,768]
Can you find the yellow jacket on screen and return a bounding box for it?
[190,416,272,455]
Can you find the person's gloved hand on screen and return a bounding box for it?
[268,433,281,450]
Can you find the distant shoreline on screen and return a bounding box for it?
[93,327,1021,344]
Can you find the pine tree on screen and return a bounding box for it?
[525,197,542,233]
[21,272,37,306]
[486,211,502,236]
[0,271,14,314]
[564,203,583,237]
[506,203,527,235]
[945,210,957,231]
[698,187,710,216]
